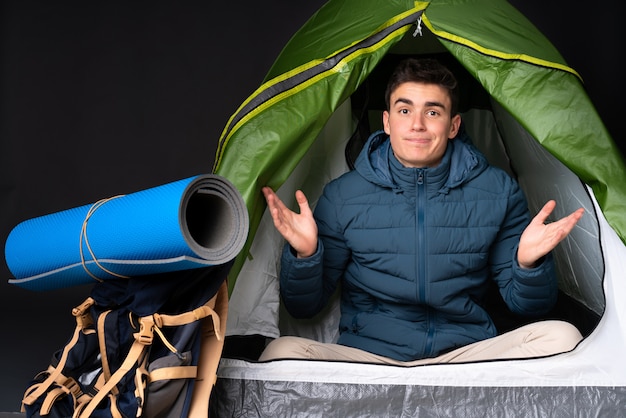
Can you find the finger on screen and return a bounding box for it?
[262,187,276,206]
[533,200,556,224]
[294,190,313,216]
[262,187,286,226]
[554,207,585,235]
[571,207,585,220]
[263,187,289,213]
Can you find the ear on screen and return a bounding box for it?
[382,110,390,135]
[449,114,461,139]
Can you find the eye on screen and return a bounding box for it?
[399,108,409,115]
[426,110,439,117]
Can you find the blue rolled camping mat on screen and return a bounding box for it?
[5,174,249,291]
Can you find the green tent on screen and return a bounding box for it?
[211,0,626,415]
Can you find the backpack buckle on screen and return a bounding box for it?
[62,377,82,398]
[134,316,155,345]
[72,297,95,329]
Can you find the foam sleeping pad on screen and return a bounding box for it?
[5,174,249,291]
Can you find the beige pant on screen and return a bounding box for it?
[258,320,583,365]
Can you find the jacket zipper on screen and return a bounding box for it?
[416,169,434,355]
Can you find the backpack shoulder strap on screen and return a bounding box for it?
[187,278,229,417]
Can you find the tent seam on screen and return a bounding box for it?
[421,14,582,81]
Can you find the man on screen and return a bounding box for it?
[259,58,584,365]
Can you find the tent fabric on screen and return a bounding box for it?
[210,0,626,415]
[5,174,248,291]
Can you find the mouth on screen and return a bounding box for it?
[406,137,430,145]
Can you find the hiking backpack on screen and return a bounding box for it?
[19,264,230,418]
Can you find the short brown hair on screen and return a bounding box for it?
[384,58,460,116]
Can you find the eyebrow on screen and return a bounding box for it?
[392,97,447,110]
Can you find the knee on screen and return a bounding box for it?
[534,320,583,353]
[258,336,311,361]
[551,320,584,351]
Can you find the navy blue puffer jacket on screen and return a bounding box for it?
[279,130,557,361]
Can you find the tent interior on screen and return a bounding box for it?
[220,28,604,365]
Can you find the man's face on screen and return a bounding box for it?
[383,82,460,168]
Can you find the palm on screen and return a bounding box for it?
[262,187,318,257]
[518,200,584,268]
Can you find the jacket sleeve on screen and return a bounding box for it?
[279,186,350,319]
[491,180,558,316]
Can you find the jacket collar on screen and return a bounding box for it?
[355,130,486,194]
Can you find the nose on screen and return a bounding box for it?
[411,114,426,130]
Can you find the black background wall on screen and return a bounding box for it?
[0,0,623,412]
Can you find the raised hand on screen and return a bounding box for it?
[262,187,318,258]
[517,200,584,269]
